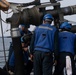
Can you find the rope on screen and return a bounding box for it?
[0,10,9,74]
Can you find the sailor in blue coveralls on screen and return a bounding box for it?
[53,22,76,75]
[9,24,33,75]
[30,14,59,75]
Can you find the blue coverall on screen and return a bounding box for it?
[9,30,33,75]
[30,23,59,75]
[54,31,76,75]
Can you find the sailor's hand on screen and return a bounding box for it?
[74,55,76,60]
[23,47,28,51]
[8,70,14,75]
[53,60,57,66]
[30,54,33,62]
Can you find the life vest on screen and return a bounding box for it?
[34,24,57,52]
[59,31,76,55]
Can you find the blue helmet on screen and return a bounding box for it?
[60,22,72,29]
[21,24,25,27]
[43,14,54,21]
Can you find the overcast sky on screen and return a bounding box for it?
[0,0,76,36]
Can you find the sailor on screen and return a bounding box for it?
[8,24,33,75]
[30,13,59,75]
[53,22,76,75]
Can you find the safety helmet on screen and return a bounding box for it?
[43,14,54,21]
[20,24,25,27]
[60,22,72,29]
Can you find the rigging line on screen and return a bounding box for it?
[0,10,9,72]
[1,11,21,25]
[0,17,8,23]
[3,10,13,14]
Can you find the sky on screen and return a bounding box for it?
[0,0,76,36]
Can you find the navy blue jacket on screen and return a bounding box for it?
[59,31,76,55]
[9,30,31,67]
[30,23,58,54]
